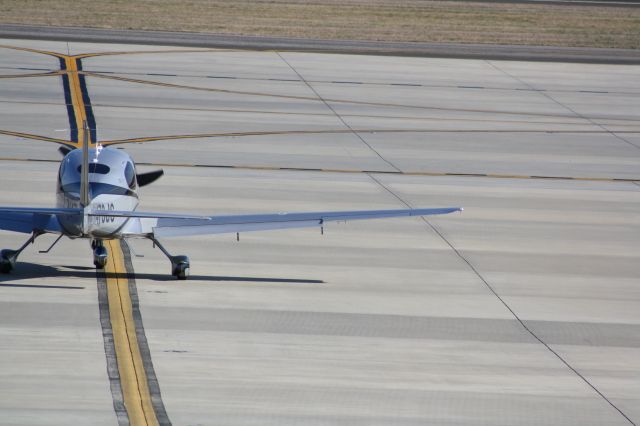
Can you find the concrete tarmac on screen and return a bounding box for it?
[0,39,639,425]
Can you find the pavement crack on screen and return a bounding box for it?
[487,60,640,151]
[276,51,402,173]
[366,172,636,426]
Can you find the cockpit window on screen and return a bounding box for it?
[77,163,110,174]
[58,159,67,184]
[59,156,79,188]
[124,162,136,189]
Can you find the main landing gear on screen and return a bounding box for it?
[148,236,190,280]
[0,231,42,274]
[1,233,190,280]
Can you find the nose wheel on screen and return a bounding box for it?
[93,246,108,269]
[92,240,108,269]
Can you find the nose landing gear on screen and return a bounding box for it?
[91,240,108,269]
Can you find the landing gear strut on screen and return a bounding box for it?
[0,231,42,273]
[148,236,190,280]
[91,240,108,269]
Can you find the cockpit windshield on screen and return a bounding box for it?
[77,163,111,174]
[124,162,136,189]
[59,156,78,186]
[57,148,138,198]
[59,156,111,187]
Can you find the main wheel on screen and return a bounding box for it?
[0,250,15,274]
[0,260,12,274]
[171,255,190,280]
[175,263,190,280]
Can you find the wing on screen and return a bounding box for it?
[110,207,463,238]
[0,207,76,234]
[0,206,462,237]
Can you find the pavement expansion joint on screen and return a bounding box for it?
[275,51,403,173]
[366,173,637,426]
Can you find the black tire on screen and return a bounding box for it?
[0,250,14,274]
[175,263,190,280]
[0,261,12,274]
[93,246,108,269]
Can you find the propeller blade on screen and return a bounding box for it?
[136,169,164,187]
[58,146,71,157]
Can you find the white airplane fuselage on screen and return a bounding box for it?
[56,147,139,238]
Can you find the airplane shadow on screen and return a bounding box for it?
[0,262,324,285]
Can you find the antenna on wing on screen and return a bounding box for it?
[80,120,90,207]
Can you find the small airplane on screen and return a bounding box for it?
[0,123,462,279]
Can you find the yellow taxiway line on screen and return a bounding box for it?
[68,52,157,423]
[63,57,89,148]
[104,240,159,426]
